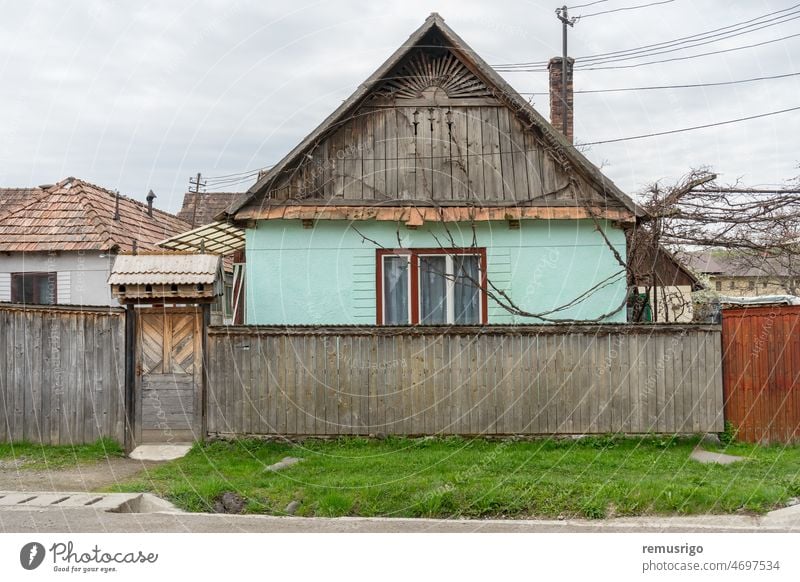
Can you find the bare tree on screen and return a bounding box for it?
[629,168,800,320]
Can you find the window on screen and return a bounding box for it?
[715,281,722,291]
[729,280,735,290]
[377,249,487,325]
[11,272,57,304]
[748,280,755,290]
[224,283,234,319]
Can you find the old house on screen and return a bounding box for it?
[628,241,703,322]
[207,14,648,325]
[688,250,797,297]
[0,177,189,306]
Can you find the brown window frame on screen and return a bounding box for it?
[10,272,57,305]
[375,248,488,325]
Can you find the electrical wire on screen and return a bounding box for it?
[567,1,608,10]
[577,31,800,71]
[516,70,800,95]
[573,12,800,68]
[581,104,800,145]
[496,30,800,72]
[578,0,674,19]
[493,3,800,69]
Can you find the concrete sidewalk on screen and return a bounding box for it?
[1,501,798,533]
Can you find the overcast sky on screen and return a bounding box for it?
[1,0,798,213]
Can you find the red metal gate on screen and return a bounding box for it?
[722,305,800,443]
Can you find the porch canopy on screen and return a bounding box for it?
[157,220,245,255]
[109,253,223,303]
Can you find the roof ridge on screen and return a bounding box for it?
[56,177,188,226]
[75,183,118,250]
[70,178,189,224]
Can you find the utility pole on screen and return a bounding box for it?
[555,5,577,137]
[188,172,206,228]
[189,172,206,193]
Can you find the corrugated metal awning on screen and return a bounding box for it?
[158,221,245,255]
[108,253,222,285]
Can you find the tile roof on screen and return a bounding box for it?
[686,251,790,277]
[0,178,190,253]
[177,191,241,227]
[108,253,221,285]
[0,187,41,216]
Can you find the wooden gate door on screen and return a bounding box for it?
[135,308,204,444]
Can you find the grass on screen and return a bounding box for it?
[110,435,800,519]
[0,438,124,470]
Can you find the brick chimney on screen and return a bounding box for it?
[548,56,574,143]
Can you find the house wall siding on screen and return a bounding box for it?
[243,106,622,210]
[245,218,627,325]
[0,252,116,306]
[0,273,9,302]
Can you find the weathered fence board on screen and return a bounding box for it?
[722,306,800,444]
[0,304,125,445]
[207,325,724,437]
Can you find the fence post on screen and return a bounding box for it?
[124,304,136,452]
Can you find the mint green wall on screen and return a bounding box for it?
[245,219,627,325]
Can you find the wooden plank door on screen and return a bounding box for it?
[135,308,203,444]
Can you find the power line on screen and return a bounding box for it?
[516,70,800,95]
[567,0,608,9]
[573,12,800,68]
[578,0,675,19]
[494,4,800,68]
[203,165,274,187]
[574,3,800,62]
[578,31,800,71]
[572,11,800,68]
[493,3,800,69]
[204,168,263,181]
[581,104,800,146]
[496,30,800,72]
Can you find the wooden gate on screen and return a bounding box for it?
[722,305,800,443]
[135,307,204,444]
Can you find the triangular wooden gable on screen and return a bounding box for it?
[228,14,644,222]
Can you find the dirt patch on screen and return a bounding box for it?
[0,457,161,492]
[213,491,246,514]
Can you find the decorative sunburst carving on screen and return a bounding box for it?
[375,50,492,99]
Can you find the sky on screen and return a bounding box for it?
[0,0,798,213]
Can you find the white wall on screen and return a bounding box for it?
[0,251,117,305]
[637,285,694,323]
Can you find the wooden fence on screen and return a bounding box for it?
[207,325,724,437]
[722,305,800,444]
[0,304,126,445]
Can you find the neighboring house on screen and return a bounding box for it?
[177,191,241,229]
[687,251,795,297]
[0,177,190,306]
[213,14,647,325]
[628,241,703,322]
[175,190,243,324]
